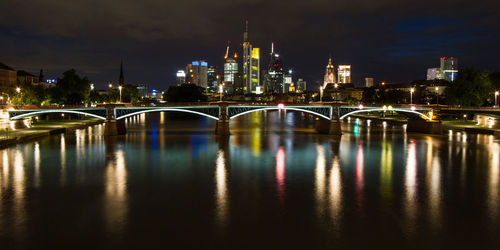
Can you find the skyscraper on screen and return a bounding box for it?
[176,70,186,86]
[337,65,351,84]
[186,60,208,89]
[223,42,238,88]
[207,66,218,93]
[323,56,336,89]
[264,42,284,93]
[242,21,260,94]
[440,57,458,82]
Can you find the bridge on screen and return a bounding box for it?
[7,103,440,135]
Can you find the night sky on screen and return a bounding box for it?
[1,0,499,90]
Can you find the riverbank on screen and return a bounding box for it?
[0,119,104,148]
[350,114,500,136]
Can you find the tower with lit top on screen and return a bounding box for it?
[242,21,261,94]
[323,56,336,89]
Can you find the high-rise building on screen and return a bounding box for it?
[426,68,440,80]
[296,78,307,92]
[440,57,458,82]
[364,77,374,88]
[186,60,208,88]
[137,84,148,98]
[265,42,284,93]
[337,65,351,84]
[323,56,336,89]
[176,70,186,86]
[207,66,218,93]
[242,21,260,94]
[223,42,238,87]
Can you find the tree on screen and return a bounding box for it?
[165,84,207,102]
[50,69,91,105]
[445,69,493,107]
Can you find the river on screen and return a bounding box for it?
[1,111,499,249]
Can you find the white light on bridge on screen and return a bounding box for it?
[358,104,363,109]
[411,106,416,111]
[278,103,285,109]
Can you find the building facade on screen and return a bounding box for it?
[264,42,284,93]
[337,65,351,84]
[176,70,186,86]
[186,61,208,88]
[0,62,17,88]
[323,57,336,89]
[242,21,260,94]
[440,57,458,82]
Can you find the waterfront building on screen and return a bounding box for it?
[176,70,186,86]
[137,84,148,98]
[17,70,38,85]
[323,56,336,89]
[242,21,260,94]
[186,60,208,88]
[0,62,17,88]
[337,65,351,84]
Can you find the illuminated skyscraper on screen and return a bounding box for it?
[186,60,208,88]
[223,42,238,86]
[337,65,351,84]
[323,56,336,88]
[207,66,218,93]
[264,42,284,93]
[440,57,458,82]
[176,70,186,86]
[242,21,260,94]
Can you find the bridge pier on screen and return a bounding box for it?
[104,119,126,136]
[215,119,230,136]
[315,119,342,135]
[406,119,442,134]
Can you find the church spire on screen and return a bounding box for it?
[119,60,124,85]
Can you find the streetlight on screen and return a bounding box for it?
[118,85,123,103]
[16,87,21,93]
[410,88,415,105]
[495,91,499,108]
[435,87,439,106]
[219,84,224,102]
[108,83,113,89]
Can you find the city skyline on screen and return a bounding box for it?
[1,0,499,89]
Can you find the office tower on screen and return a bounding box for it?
[440,57,458,82]
[186,60,208,88]
[426,68,439,80]
[323,56,336,88]
[207,66,218,93]
[176,70,186,86]
[137,84,148,98]
[337,65,351,84]
[296,78,307,92]
[364,77,374,88]
[265,42,284,93]
[242,21,260,93]
[224,42,238,86]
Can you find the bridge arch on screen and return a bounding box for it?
[9,109,108,120]
[338,108,432,120]
[228,106,332,120]
[114,107,220,121]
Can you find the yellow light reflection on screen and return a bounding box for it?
[105,150,128,233]
[251,112,261,156]
[60,134,66,186]
[380,140,392,200]
[315,144,326,216]
[215,149,228,226]
[329,156,342,226]
[489,143,499,220]
[405,139,418,233]
[13,150,26,233]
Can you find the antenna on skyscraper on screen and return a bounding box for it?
[243,20,249,42]
[271,42,274,54]
[224,40,230,59]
